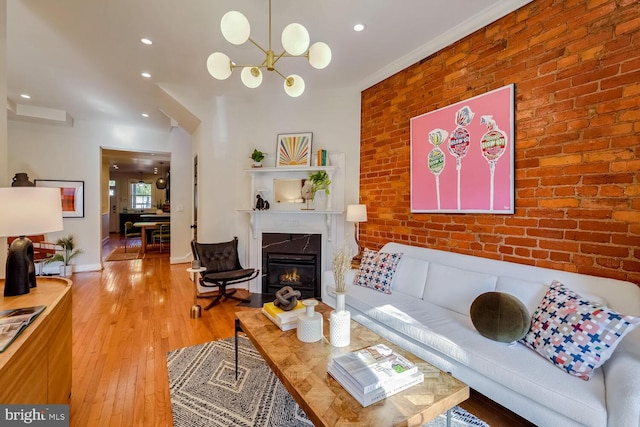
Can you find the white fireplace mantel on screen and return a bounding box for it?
[239,209,343,240]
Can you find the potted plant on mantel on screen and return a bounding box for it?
[308,170,331,195]
[300,170,332,210]
[45,235,83,277]
[250,149,266,168]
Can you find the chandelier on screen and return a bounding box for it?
[206,0,332,97]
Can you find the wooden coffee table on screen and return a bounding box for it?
[235,303,469,427]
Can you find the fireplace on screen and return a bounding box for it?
[262,233,321,298]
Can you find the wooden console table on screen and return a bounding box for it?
[0,277,72,404]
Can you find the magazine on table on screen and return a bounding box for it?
[328,361,424,407]
[0,305,47,352]
[332,343,419,393]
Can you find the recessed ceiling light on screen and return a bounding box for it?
[20,94,31,99]
[140,38,153,45]
[142,113,149,118]
[141,72,151,78]
[353,24,365,32]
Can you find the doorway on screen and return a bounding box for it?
[100,148,171,256]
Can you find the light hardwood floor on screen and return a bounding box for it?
[68,236,534,426]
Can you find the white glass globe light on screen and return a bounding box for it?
[308,42,332,69]
[221,11,250,45]
[241,67,263,88]
[281,23,310,56]
[284,74,305,97]
[207,52,233,80]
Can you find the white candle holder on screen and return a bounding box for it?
[297,299,323,343]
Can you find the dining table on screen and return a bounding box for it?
[132,221,170,254]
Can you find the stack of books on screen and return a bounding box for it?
[261,301,305,331]
[316,149,328,166]
[328,343,424,407]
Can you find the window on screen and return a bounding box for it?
[109,180,116,197]
[131,182,152,209]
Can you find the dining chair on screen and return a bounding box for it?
[124,221,141,252]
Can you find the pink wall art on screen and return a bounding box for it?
[410,84,514,213]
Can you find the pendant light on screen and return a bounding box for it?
[207,0,331,97]
[156,162,167,190]
[138,171,144,184]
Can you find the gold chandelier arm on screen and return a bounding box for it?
[231,63,268,69]
[248,38,268,55]
[271,51,287,66]
[272,68,287,81]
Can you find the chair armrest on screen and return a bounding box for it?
[33,241,60,262]
[603,330,640,427]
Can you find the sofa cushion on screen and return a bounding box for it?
[353,248,403,294]
[391,256,429,299]
[495,276,548,315]
[423,263,497,315]
[470,292,530,343]
[522,280,640,381]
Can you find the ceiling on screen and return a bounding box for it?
[7,0,530,172]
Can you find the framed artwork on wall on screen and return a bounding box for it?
[410,84,515,214]
[35,179,85,218]
[276,132,312,167]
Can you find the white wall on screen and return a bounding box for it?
[5,85,361,277]
[192,87,361,266]
[0,1,7,278]
[7,119,193,272]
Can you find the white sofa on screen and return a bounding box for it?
[322,242,640,427]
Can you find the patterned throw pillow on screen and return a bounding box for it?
[521,280,640,381]
[353,248,403,294]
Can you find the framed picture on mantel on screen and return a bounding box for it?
[276,132,312,167]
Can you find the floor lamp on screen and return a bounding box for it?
[346,204,367,268]
[0,187,64,296]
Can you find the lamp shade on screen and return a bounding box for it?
[220,11,250,45]
[284,74,305,97]
[346,204,367,223]
[281,23,310,56]
[207,52,233,80]
[241,66,263,88]
[308,42,332,69]
[0,187,63,237]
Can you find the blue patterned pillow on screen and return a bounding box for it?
[521,280,639,380]
[353,248,403,294]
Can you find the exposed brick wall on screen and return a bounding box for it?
[360,0,640,286]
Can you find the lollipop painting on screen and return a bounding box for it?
[448,106,475,210]
[480,115,507,210]
[427,129,448,210]
[410,84,514,213]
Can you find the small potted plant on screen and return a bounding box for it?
[45,235,83,277]
[308,170,331,195]
[250,149,266,168]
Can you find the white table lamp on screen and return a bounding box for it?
[0,187,64,296]
[346,204,368,268]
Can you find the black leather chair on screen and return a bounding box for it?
[191,238,259,309]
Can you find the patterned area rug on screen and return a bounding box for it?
[166,337,489,427]
[104,246,141,261]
